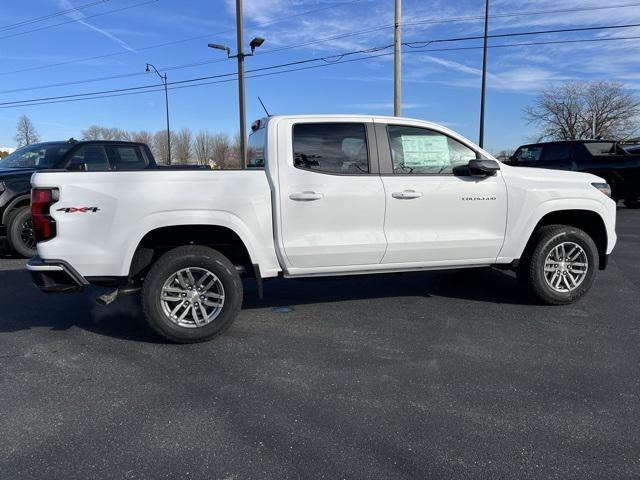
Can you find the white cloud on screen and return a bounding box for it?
[58,0,134,51]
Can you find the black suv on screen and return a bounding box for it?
[507,140,640,208]
[0,139,157,257]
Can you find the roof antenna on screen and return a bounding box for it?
[258,96,271,117]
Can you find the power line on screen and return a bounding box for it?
[3,20,640,96]
[0,0,111,32]
[404,22,640,48]
[2,32,640,110]
[405,2,640,28]
[0,0,364,76]
[0,0,159,41]
[2,27,640,109]
[0,45,394,106]
[2,0,638,77]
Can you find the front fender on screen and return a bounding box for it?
[498,197,617,262]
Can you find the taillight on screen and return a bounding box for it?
[31,188,59,242]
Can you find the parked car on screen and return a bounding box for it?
[0,139,157,257]
[28,115,617,343]
[506,140,640,208]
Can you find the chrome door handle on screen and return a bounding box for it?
[392,190,423,199]
[289,191,324,201]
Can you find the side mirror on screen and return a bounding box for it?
[468,159,500,177]
[67,162,88,172]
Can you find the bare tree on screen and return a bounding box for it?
[82,125,103,140]
[132,130,154,145]
[524,80,640,141]
[209,133,232,168]
[227,132,243,169]
[153,130,173,165]
[81,126,132,141]
[15,115,40,147]
[194,131,213,165]
[173,128,193,164]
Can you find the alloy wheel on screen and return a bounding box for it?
[160,267,225,328]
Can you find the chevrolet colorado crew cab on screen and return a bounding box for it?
[1,139,157,257]
[27,115,617,343]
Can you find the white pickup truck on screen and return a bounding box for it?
[28,115,617,343]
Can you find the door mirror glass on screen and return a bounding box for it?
[468,159,500,177]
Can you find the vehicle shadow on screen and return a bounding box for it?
[242,267,534,310]
[0,266,533,344]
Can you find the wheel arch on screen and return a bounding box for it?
[519,209,608,270]
[127,224,257,283]
[2,194,30,225]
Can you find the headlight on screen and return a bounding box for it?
[592,182,612,198]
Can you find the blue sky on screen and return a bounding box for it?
[1,0,639,152]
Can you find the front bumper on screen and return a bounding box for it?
[27,256,88,293]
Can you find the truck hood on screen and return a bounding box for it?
[503,164,605,184]
[0,167,36,179]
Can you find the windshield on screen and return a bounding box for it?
[0,143,69,169]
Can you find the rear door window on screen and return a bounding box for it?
[542,144,572,162]
[106,145,148,170]
[67,145,110,171]
[293,123,369,174]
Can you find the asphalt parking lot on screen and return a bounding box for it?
[1,208,639,479]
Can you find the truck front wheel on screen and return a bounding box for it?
[517,225,599,305]
[142,246,243,343]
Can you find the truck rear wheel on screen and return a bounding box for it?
[7,206,37,258]
[142,246,243,343]
[517,225,598,305]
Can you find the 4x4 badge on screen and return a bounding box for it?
[56,207,100,213]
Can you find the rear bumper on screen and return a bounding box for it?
[27,256,89,293]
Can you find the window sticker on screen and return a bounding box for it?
[400,135,450,168]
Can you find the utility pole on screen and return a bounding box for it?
[394,0,402,117]
[146,63,171,164]
[592,111,597,138]
[235,0,247,168]
[479,0,489,148]
[209,0,264,169]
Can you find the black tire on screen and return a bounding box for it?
[142,246,243,343]
[517,224,599,305]
[6,206,37,258]
[623,198,640,209]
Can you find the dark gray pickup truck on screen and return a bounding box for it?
[507,140,640,208]
[0,139,158,257]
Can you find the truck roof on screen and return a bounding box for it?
[517,139,619,148]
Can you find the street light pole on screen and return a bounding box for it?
[146,63,172,164]
[208,0,264,169]
[394,0,402,117]
[478,0,489,148]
